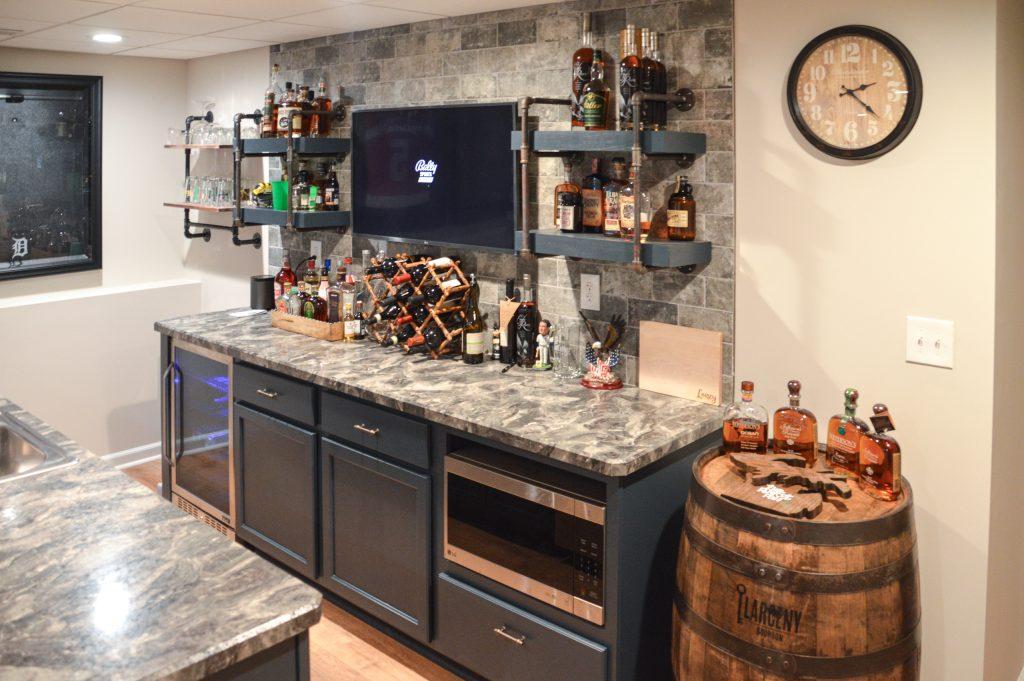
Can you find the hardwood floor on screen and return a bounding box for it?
[121,460,461,681]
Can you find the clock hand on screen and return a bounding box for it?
[839,86,879,117]
[851,82,877,92]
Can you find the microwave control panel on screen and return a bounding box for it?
[572,520,604,607]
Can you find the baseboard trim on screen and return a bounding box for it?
[102,441,161,469]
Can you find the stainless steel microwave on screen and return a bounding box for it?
[443,453,605,625]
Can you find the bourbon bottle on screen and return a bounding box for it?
[618,26,642,130]
[772,380,819,466]
[570,13,595,129]
[311,80,332,137]
[859,404,902,501]
[261,64,281,138]
[580,49,610,131]
[581,158,605,233]
[666,176,696,241]
[602,157,628,237]
[826,388,870,477]
[554,163,583,232]
[723,381,768,454]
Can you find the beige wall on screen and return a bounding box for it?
[734,1,997,679]
[985,0,1024,677]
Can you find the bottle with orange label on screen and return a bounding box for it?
[772,380,818,466]
[723,381,768,454]
[826,388,870,477]
[859,404,902,501]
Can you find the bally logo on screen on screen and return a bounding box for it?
[415,159,438,184]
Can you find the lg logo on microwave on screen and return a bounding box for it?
[415,159,438,184]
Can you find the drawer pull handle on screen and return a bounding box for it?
[493,626,526,646]
[354,423,380,437]
[256,388,279,399]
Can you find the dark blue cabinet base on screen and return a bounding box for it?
[206,631,310,681]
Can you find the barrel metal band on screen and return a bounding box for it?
[674,595,921,678]
[690,452,915,545]
[683,521,919,593]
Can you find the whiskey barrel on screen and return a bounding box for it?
[673,450,920,680]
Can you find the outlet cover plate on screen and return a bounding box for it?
[310,240,322,264]
[581,273,600,311]
[906,316,954,369]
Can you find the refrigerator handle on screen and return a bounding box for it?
[162,362,174,465]
[173,362,184,463]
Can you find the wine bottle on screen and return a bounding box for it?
[499,278,516,364]
[462,274,485,364]
[378,284,415,308]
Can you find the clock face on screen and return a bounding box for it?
[788,26,922,159]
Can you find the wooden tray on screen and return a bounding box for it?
[270,310,346,341]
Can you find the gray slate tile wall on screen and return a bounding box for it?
[267,0,734,390]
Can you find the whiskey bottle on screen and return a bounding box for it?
[324,165,339,211]
[292,162,311,210]
[826,388,870,477]
[298,85,312,136]
[261,64,281,138]
[619,169,650,239]
[286,286,302,316]
[462,274,485,364]
[581,158,605,233]
[302,257,320,292]
[618,26,642,130]
[772,380,819,466]
[602,157,628,237]
[639,28,656,128]
[512,274,540,367]
[650,32,668,128]
[554,164,583,232]
[311,80,332,137]
[859,404,902,501]
[342,303,357,342]
[274,253,297,299]
[723,381,768,454]
[277,82,298,138]
[580,49,610,131]
[353,299,366,340]
[318,258,331,300]
[666,176,696,241]
[302,287,328,322]
[571,13,595,129]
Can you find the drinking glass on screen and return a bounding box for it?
[166,127,183,146]
[552,319,584,382]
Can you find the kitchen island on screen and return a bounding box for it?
[156,309,723,681]
[0,397,321,680]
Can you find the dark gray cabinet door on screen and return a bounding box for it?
[320,437,430,643]
[235,403,318,580]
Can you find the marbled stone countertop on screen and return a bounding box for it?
[156,310,724,477]
[0,397,321,680]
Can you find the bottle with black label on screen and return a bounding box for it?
[462,274,485,364]
[570,13,595,128]
[618,26,641,130]
[512,274,540,367]
[323,164,339,211]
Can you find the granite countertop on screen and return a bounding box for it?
[156,309,724,477]
[0,397,322,680]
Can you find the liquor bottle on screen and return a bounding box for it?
[667,176,696,241]
[353,299,366,339]
[341,271,357,311]
[581,158,605,233]
[620,169,649,239]
[311,80,332,137]
[512,274,540,367]
[302,286,328,321]
[323,165,339,211]
[342,303,357,342]
[602,157,628,237]
[298,85,312,136]
[462,274,485,364]
[581,49,610,131]
[571,13,595,129]
[723,381,769,454]
[772,380,818,466]
[261,64,281,138]
[311,163,328,211]
[650,32,668,128]
[499,278,516,364]
[554,164,583,232]
[274,254,297,299]
[277,82,298,138]
[302,257,319,292]
[826,388,870,477]
[327,275,341,323]
[859,405,902,501]
[639,28,656,128]
[293,161,311,210]
[491,322,501,360]
[275,287,289,313]
[318,258,331,300]
[286,286,302,316]
[618,26,642,130]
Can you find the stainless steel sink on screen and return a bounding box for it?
[0,412,77,483]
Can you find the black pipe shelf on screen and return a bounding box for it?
[510,130,706,156]
[515,231,711,270]
[240,207,350,231]
[240,137,350,156]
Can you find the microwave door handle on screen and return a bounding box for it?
[162,362,174,465]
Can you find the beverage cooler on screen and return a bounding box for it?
[162,338,234,537]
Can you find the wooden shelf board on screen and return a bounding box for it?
[164,202,233,212]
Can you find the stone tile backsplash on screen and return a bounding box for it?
[267,0,734,390]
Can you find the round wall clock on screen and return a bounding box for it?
[787,25,922,159]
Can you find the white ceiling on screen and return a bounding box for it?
[0,0,551,59]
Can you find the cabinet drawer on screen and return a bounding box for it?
[235,363,315,426]
[320,391,428,469]
[435,573,607,681]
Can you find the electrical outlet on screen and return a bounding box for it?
[310,240,322,263]
[906,316,954,369]
[581,273,600,311]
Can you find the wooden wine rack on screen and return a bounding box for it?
[363,254,471,359]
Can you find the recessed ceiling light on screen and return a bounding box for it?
[92,33,123,44]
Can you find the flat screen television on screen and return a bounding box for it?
[351,102,518,251]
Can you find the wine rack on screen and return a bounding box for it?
[363,254,471,360]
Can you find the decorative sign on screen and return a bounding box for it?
[415,159,438,184]
[638,321,723,405]
[722,452,852,518]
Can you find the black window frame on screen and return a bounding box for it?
[0,71,102,282]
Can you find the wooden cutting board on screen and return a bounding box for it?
[638,321,723,405]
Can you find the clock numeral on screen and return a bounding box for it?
[823,48,834,65]
[871,47,878,64]
[868,118,879,136]
[802,81,817,103]
[887,81,907,102]
[843,120,859,144]
[810,64,826,81]
[810,105,822,121]
[824,120,836,137]
[882,59,896,77]
[884,103,895,120]
[840,42,861,63]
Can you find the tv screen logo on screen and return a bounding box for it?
[415,159,438,184]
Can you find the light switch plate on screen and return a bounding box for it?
[310,240,322,264]
[581,273,600,311]
[906,316,954,369]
